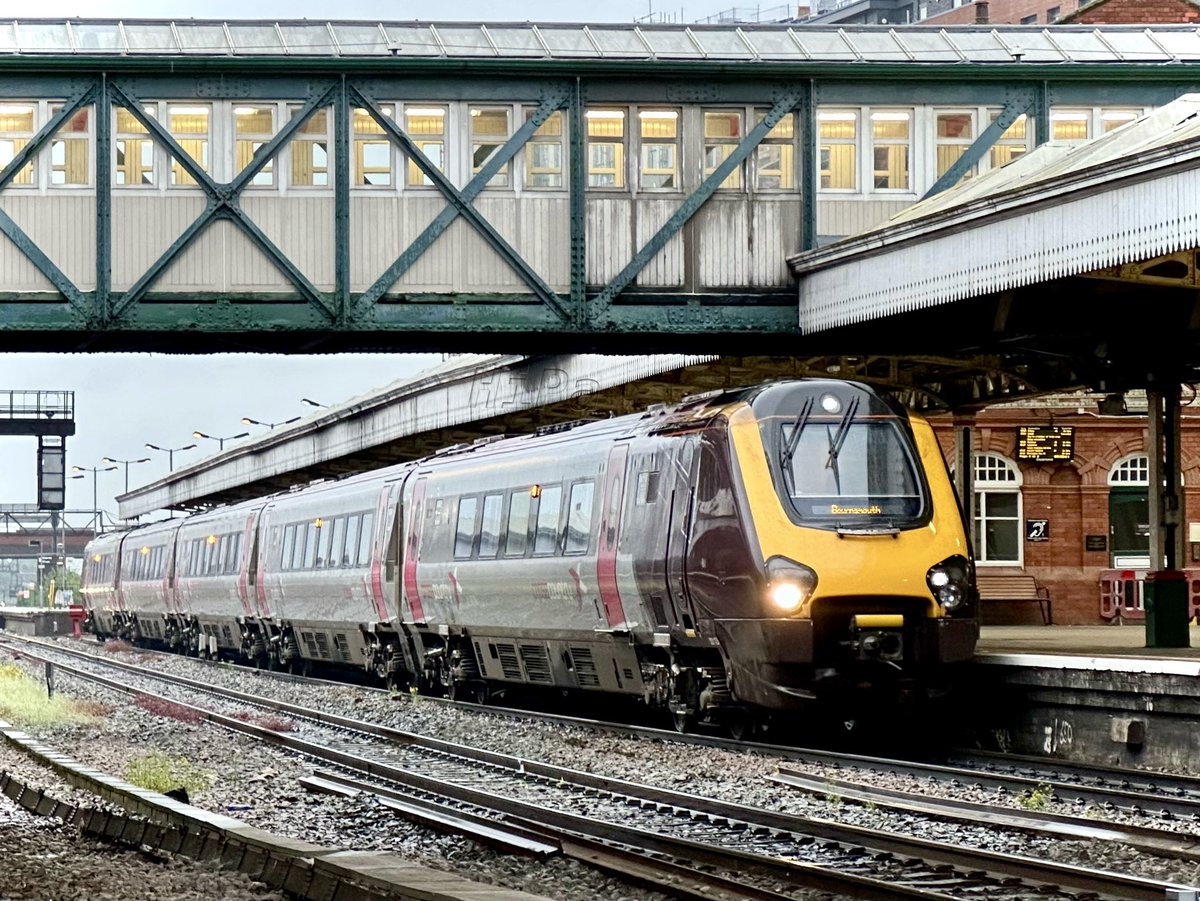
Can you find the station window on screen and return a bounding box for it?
[871,110,911,191]
[234,105,275,186]
[454,496,478,558]
[290,106,330,187]
[585,109,626,189]
[1050,109,1091,142]
[973,453,1022,565]
[524,108,564,189]
[505,491,532,556]
[638,109,680,190]
[818,110,856,191]
[703,110,743,190]
[533,484,563,554]
[115,105,155,187]
[353,105,392,186]
[935,112,974,180]
[0,102,35,186]
[49,103,89,186]
[988,112,1030,169]
[565,481,594,554]
[754,111,794,191]
[404,106,446,187]
[168,104,210,187]
[470,106,511,187]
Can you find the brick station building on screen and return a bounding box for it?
[933,392,1200,626]
[923,0,1200,26]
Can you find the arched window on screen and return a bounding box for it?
[1108,454,1149,486]
[974,453,1022,565]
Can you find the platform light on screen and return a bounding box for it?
[405,107,445,118]
[870,111,911,122]
[817,111,857,122]
[169,105,209,116]
[638,110,678,120]
[585,110,625,120]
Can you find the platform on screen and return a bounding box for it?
[967,626,1200,774]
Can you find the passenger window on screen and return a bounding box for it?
[636,471,660,505]
[478,493,503,558]
[357,513,374,565]
[292,524,308,570]
[344,515,360,566]
[506,491,531,556]
[315,521,330,567]
[534,485,563,555]
[454,497,478,558]
[281,524,295,571]
[565,481,594,555]
[330,516,346,568]
[303,523,318,569]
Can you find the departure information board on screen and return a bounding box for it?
[1017,426,1074,462]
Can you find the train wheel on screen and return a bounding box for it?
[725,708,758,741]
[671,710,695,734]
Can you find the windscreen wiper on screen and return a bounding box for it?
[781,397,813,470]
[825,396,861,490]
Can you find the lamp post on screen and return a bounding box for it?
[70,464,117,536]
[192,430,249,451]
[300,398,327,408]
[145,442,197,472]
[101,455,151,494]
[242,415,301,430]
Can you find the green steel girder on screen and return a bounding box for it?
[922,89,1035,200]
[348,84,572,322]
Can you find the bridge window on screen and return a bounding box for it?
[404,105,446,187]
[1051,109,1090,142]
[1101,109,1140,133]
[234,105,275,187]
[471,106,511,187]
[973,453,1022,565]
[935,112,974,180]
[115,106,155,186]
[353,105,392,187]
[818,110,856,191]
[49,103,89,186]
[754,111,794,191]
[586,109,625,189]
[638,108,679,190]
[0,103,35,186]
[168,104,210,187]
[523,109,564,189]
[289,106,330,187]
[871,110,910,191]
[989,112,1030,169]
[703,111,743,190]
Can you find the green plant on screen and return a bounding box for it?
[0,665,103,727]
[1018,783,1054,811]
[123,752,211,797]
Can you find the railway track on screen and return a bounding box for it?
[3,634,1196,901]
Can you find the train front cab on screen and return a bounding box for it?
[698,381,978,713]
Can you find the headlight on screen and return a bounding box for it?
[765,557,817,614]
[926,555,972,612]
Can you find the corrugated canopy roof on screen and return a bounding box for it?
[788,94,1200,333]
[2,19,1200,63]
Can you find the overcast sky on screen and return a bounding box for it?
[3,0,711,531]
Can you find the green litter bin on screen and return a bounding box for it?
[1144,570,1191,649]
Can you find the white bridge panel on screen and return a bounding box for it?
[0,195,96,291]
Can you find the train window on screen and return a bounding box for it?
[314,522,329,568]
[703,111,742,190]
[478,493,503,558]
[329,516,346,568]
[281,524,296,571]
[586,109,625,189]
[344,515,360,566]
[234,104,275,187]
[454,497,478,559]
[49,103,90,186]
[302,523,318,569]
[289,106,330,187]
[293,523,309,570]
[357,512,374,565]
[871,110,910,191]
[115,105,156,186]
[524,108,564,189]
[565,481,594,555]
[168,103,210,187]
[0,102,35,186]
[404,105,446,187]
[534,484,563,555]
[505,491,532,556]
[754,111,794,191]
[818,110,857,191]
[635,471,660,505]
[638,109,679,190]
[353,105,393,187]
[229,533,242,573]
[470,106,511,187]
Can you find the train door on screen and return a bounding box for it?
[597,444,630,629]
[376,477,409,622]
[402,477,428,623]
[665,439,699,632]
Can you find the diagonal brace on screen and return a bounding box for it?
[109,83,335,320]
[596,90,800,307]
[350,85,571,321]
[922,93,1034,200]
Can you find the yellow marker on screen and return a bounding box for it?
[854,614,904,629]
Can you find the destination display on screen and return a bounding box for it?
[1017,426,1075,462]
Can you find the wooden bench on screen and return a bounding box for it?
[976,572,1053,625]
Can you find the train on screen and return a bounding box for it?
[81,379,978,733]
